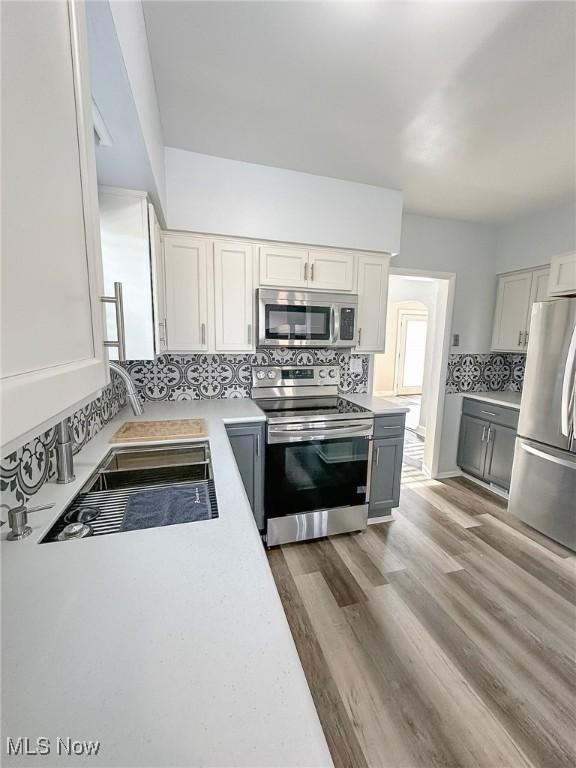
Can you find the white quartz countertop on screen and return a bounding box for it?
[344,393,410,414]
[462,391,522,410]
[2,400,332,768]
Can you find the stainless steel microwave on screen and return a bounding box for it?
[257,289,358,348]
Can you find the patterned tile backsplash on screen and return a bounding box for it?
[122,350,370,402]
[0,374,127,507]
[446,353,525,394]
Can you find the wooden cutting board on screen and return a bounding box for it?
[110,419,208,444]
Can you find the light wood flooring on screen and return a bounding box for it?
[267,476,576,768]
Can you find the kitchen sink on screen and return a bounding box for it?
[41,442,218,543]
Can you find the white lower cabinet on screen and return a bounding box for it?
[213,241,254,352]
[355,254,390,352]
[549,252,576,296]
[163,235,210,352]
[491,266,550,352]
[1,0,107,452]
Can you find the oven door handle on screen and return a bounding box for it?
[268,422,373,443]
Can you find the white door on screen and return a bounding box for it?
[549,252,576,296]
[355,254,390,352]
[259,245,308,288]
[149,203,166,355]
[524,267,550,348]
[1,0,107,451]
[164,235,209,352]
[491,271,533,351]
[99,188,155,360]
[395,311,428,395]
[214,241,254,352]
[308,250,355,292]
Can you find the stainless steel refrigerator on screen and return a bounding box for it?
[509,297,576,550]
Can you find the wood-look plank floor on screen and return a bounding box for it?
[267,477,576,768]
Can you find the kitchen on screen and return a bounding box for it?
[2,2,575,767]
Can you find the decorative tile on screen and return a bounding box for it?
[123,349,370,401]
[446,353,526,394]
[1,372,127,508]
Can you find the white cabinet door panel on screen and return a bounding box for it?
[530,267,550,303]
[214,241,254,352]
[1,0,107,450]
[149,203,166,355]
[491,272,532,351]
[356,254,389,352]
[549,252,576,296]
[308,250,355,292]
[259,246,308,288]
[164,236,209,351]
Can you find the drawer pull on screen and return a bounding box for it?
[480,410,496,417]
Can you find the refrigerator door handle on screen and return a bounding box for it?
[561,324,576,437]
[520,441,576,470]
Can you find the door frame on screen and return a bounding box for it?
[368,267,456,480]
[394,309,428,395]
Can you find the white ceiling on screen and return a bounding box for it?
[143,1,576,222]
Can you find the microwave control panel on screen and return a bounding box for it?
[339,307,356,341]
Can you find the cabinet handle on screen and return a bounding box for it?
[248,324,252,345]
[256,433,260,457]
[310,263,314,281]
[524,330,529,346]
[487,427,494,442]
[518,330,523,346]
[163,318,168,348]
[101,281,127,361]
[481,426,487,442]
[201,323,206,345]
[480,410,496,417]
[358,328,362,347]
[375,446,380,465]
[304,262,308,281]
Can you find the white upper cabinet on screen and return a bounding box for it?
[259,245,308,289]
[259,244,356,292]
[308,250,355,292]
[549,252,576,297]
[99,188,157,360]
[164,235,210,352]
[491,266,550,352]
[213,241,255,352]
[1,0,107,451]
[355,254,390,353]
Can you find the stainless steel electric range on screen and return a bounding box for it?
[252,365,374,547]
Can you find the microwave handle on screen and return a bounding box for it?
[330,306,336,342]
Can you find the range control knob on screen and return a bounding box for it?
[256,371,266,380]
[329,369,338,379]
[267,370,277,379]
[318,369,327,379]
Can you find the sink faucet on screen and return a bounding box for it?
[109,361,143,416]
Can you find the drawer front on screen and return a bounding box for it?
[462,398,519,430]
[373,414,406,438]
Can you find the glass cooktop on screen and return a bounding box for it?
[257,396,372,422]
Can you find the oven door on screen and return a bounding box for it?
[258,292,336,347]
[265,420,372,545]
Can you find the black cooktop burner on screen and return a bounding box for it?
[257,396,372,420]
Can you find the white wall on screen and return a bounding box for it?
[165,148,403,253]
[395,213,497,353]
[109,0,166,214]
[494,197,576,273]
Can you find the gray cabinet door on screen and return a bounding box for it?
[368,437,404,517]
[484,423,516,490]
[226,423,265,531]
[457,415,488,479]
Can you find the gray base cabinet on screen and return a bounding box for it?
[368,414,405,518]
[457,399,519,491]
[225,422,265,531]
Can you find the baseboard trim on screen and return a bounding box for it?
[460,472,509,500]
[367,513,394,524]
[434,469,462,479]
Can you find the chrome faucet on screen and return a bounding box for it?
[109,361,143,416]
